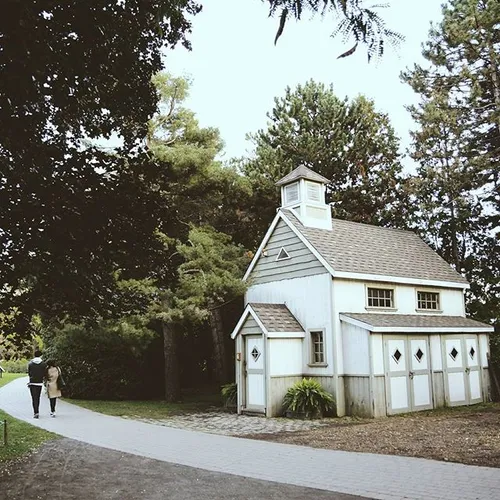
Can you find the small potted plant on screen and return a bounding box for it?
[282,378,335,419]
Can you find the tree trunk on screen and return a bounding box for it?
[162,321,180,402]
[209,307,228,384]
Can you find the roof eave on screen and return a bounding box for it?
[332,271,469,289]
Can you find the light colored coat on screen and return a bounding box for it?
[46,366,62,399]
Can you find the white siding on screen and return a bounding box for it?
[371,334,384,375]
[479,334,489,367]
[342,323,370,375]
[246,273,333,376]
[269,338,303,376]
[333,278,466,316]
[250,220,326,284]
[430,335,443,371]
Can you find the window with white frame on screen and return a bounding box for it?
[284,182,299,204]
[276,247,290,261]
[417,291,440,310]
[310,330,325,364]
[306,181,321,202]
[367,287,394,308]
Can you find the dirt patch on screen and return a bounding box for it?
[244,404,500,468]
[0,438,367,500]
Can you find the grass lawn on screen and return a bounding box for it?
[69,389,222,419]
[0,373,59,463]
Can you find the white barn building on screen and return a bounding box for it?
[231,165,493,417]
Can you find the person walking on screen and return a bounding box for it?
[27,349,46,419]
[45,359,63,417]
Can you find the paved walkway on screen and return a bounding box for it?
[1,377,500,500]
[129,410,332,435]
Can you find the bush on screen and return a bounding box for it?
[42,317,160,400]
[221,382,237,408]
[1,359,29,373]
[282,378,335,418]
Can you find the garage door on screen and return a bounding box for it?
[443,335,482,406]
[385,336,433,414]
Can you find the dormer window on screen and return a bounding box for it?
[306,181,321,202]
[284,182,299,205]
[276,247,290,261]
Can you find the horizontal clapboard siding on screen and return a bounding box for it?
[250,220,326,284]
[240,316,262,335]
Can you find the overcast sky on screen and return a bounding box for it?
[164,0,444,170]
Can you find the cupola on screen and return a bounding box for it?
[275,165,332,230]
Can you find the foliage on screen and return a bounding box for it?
[0,1,201,339]
[43,317,160,400]
[402,0,500,326]
[242,79,412,236]
[171,226,251,322]
[266,1,403,60]
[221,382,237,407]
[0,359,28,374]
[282,378,335,418]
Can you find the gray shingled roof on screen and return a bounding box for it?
[249,303,304,332]
[341,313,492,330]
[282,209,468,285]
[275,165,330,186]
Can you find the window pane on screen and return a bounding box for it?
[367,288,393,308]
[311,331,324,364]
[417,291,439,310]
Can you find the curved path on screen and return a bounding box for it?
[1,377,500,500]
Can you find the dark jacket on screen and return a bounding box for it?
[28,357,47,384]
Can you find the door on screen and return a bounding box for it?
[244,335,266,413]
[443,335,482,406]
[408,337,432,410]
[465,337,482,404]
[385,336,432,414]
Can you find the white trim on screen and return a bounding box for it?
[309,328,326,365]
[275,247,291,261]
[365,284,395,309]
[416,289,441,312]
[267,332,305,338]
[279,211,336,275]
[333,271,469,290]
[231,305,269,339]
[244,209,468,290]
[243,213,283,281]
[339,314,494,333]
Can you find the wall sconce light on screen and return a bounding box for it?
[236,352,241,361]
[262,247,269,257]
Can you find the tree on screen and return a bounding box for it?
[0,1,202,338]
[266,1,403,59]
[242,80,411,236]
[172,226,250,384]
[402,0,499,325]
[1,1,398,342]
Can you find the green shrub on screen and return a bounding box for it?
[282,378,335,418]
[221,382,237,407]
[1,358,28,373]
[42,317,160,400]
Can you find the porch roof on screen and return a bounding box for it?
[249,303,305,333]
[340,313,494,333]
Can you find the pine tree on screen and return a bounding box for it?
[402,0,499,324]
[242,80,411,236]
